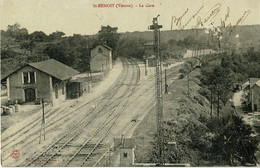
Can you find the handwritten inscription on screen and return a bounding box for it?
[171,5,204,30]
[236,10,251,25]
[225,7,230,22]
[171,8,189,30]
[171,3,250,37]
[185,5,204,29]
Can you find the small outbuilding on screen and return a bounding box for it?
[144,42,157,67]
[67,75,92,99]
[146,55,157,67]
[66,82,83,99]
[144,41,154,50]
[90,44,113,73]
[114,137,135,166]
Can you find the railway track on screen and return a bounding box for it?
[16,58,139,167]
[2,58,129,144]
[1,58,130,163]
[91,61,183,167]
[3,58,182,167]
[73,60,140,167]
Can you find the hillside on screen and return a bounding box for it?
[133,59,259,166]
[120,25,260,43]
[1,24,260,78]
[133,65,213,165]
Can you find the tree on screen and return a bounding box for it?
[6,23,21,36]
[6,23,28,40]
[44,41,69,65]
[48,31,65,41]
[115,38,146,60]
[1,49,17,59]
[29,31,48,42]
[209,115,259,166]
[20,40,35,52]
[96,25,120,60]
[148,114,259,166]
[200,64,234,117]
[179,59,197,97]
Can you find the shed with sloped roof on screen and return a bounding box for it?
[113,137,135,166]
[1,59,79,106]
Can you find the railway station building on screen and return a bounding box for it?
[1,59,79,106]
[90,44,113,73]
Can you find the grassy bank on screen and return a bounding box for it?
[133,65,211,164]
[132,62,259,166]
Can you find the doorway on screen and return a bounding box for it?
[24,88,36,102]
[254,104,258,112]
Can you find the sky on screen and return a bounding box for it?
[1,0,260,36]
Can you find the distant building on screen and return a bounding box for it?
[249,78,260,112]
[144,41,154,50]
[114,137,135,166]
[146,55,157,67]
[90,44,113,73]
[144,42,156,67]
[1,59,79,106]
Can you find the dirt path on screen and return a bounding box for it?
[233,90,243,107]
[232,82,260,165]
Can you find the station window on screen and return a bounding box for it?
[123,152,127,158]
[23,72,36,84]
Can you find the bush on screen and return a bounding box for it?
[198,88,210,100]
[194,95,204,106]
[179,73,185,79]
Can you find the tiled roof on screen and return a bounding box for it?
[91,44,112,51]
[1,59,79,81]
[29,59,79,80]
[114,138,135,149]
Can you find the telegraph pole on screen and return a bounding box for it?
[149,15,164,166]
[165,69,168,94]
[145,58,147,76]
[39,99,46,144]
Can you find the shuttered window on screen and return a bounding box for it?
[23,73,29,84]
[23,72,36,84]
[30,72,35,83]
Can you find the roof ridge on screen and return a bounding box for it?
[91,44,112,51]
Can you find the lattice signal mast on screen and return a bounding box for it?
[149,15,164,166]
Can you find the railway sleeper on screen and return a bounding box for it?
[81,143,103,148]
[64,144,86,148]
